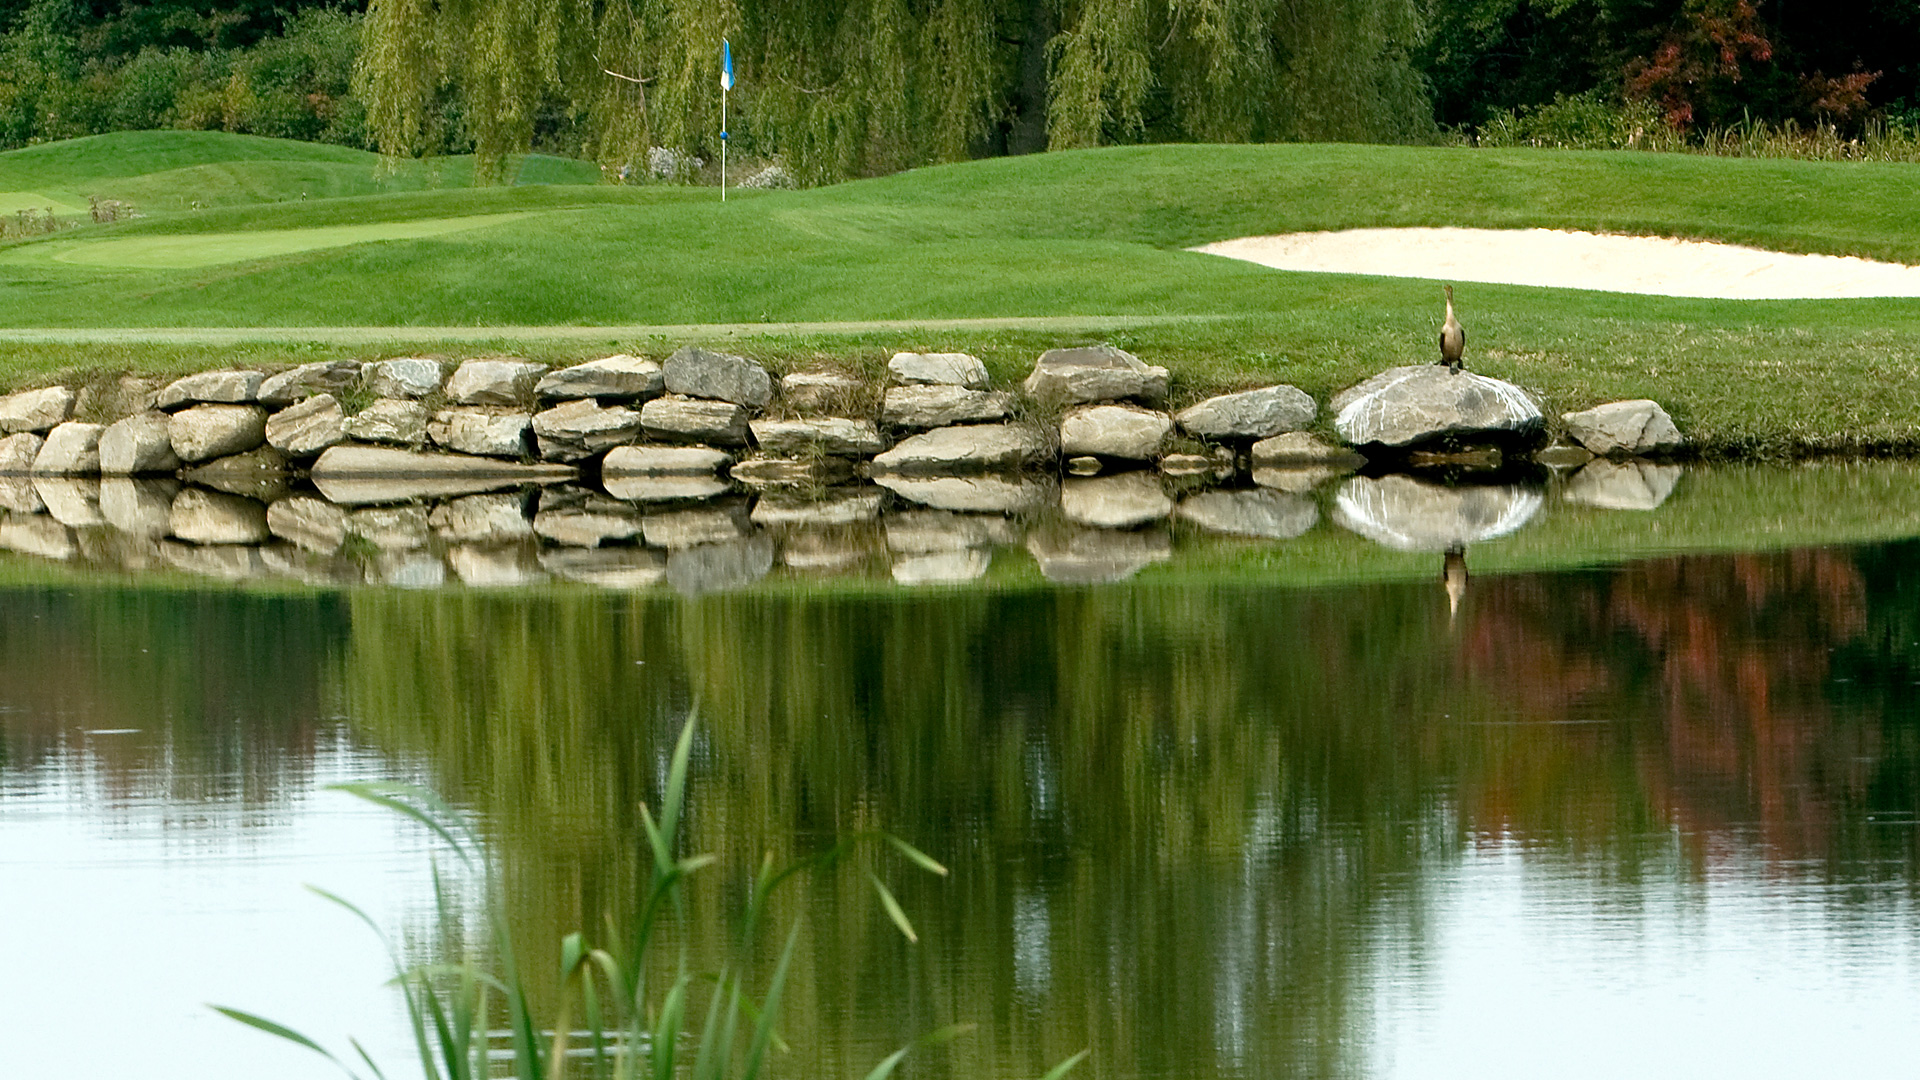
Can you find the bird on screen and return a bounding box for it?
[1438,284,1466,374]
[1442,546,1469,621]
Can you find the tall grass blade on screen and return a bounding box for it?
[865,870,919,943]
[882,833,949,876]
[1040,1049,1092,1080]
[862,1019,975,1079]
[330,781,475,865]
[210,1005,352,1073]
[651,977,688,1080]
[687,971,730,1080]
[351,1037,391,1080]
[740,925,800,1079]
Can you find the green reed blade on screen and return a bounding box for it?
[687,970,729,1080]
[211,1006,356,1077]
[1040,1050,1092,1080]
[881,832,950,877]
[862,1048,912,1080]
[350,1037,391,1080]
[329,781,475,865]
[740,925,799,1080]
[651,977,688,1080]
[865,870,919,944]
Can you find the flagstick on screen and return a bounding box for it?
[720,88,728,202]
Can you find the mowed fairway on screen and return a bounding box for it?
[1,212,539,269]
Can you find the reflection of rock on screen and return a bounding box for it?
[1564,460,1683,511]
[348,505,431,550]
[893,548,991,585]
[781,528,877,572]
[373,551,447,588]
[730,456,854,490]
[1060,473,1173,529]
[309,446,574,505]
[160,540,266,580]
[871,423,1049,474]
[643,504,751,549]
[100,478,179,539]
[601,475,732,502]
[889,351,988,388]
[0,515,76,559]
[536,356,663,401]
[268,497,349,553]
[99,413,181,475]
[33,478,105,527]
[535,500,646,547]
[749,418,886,457]
[0,475,44,514]
[429,493,534,544]
[1332,366,1542,448]
[1251,466,1346,494]
[344,399,431,445]
[881,385,1014,429]
[1059,405,1173,460]
[169,488,271,545]
[0,386,75,434]
[666,536,775,594]
[361,359,444,399]
[886,510,995,553]
[663,346,773,408]
[1176,385,1315,440]
[1026,526,1172,583]
[1251,431,1366,466]
[446,359,548,406]
[1177,489,1317,538]
[540,547,667,588]
[181,447,291,502]
[169,405,268,464]
[1332,474,1542,551]
[874,473,1051,513]
[1561,400,1684,456]
[32,422,106,475]
[1023,345,1168,406]
[751,490,883,528]
[448,545,546,587]
[0,432,44,474]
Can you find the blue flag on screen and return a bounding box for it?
[721,39,733,91]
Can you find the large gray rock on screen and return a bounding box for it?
[362,358,444,399]
[258,361,361,407]
[0,432,44,474]
[535,356,664,400]
[1250,431,1367,466]
[663,347,773,407]
[1331,366,1543,448]
[666,536,775,594]
[308,446,575,505]
[1026,525,1172,583]
[446,359,549,406]
[532,400,644,461]
[1176,385,1315,440]
[874,474,1052,513]
[1564,460,1683,511]
[344,398,430,445]
[429,408,532,457]
[602,445,733,475]
[268,497,349,553]
[1332,475,1543,552]
[99,413,181,475]
[32,422,106,475]
[169,405,268,464]
[871,423,1050,474]
[749,417,886,457]
[169,488,270,545]
[1059,404,1173,460]
[100,478,179,539]
[781,371,867,414]
[1561,400,1684,456]
[35,478,105,527]
[641,396,750,445]
[1060,473,1173,529]
[266,394,347,458]
[1178,490,1317,538]
[881,385,1013,429]
[152,370,265,410]
[0,387,75,434]
[429,493,534,544]
[889,351,988,388]
[1023,346,1169,406]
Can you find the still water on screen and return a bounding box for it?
[4,462,1920,1079]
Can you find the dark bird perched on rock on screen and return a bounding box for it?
[1443,545,1469,621]
[1439,284,1466,374]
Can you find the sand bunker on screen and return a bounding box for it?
[1192,227,1920,300]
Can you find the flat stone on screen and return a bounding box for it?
[1176,385,1316,440]
[781,371,868,414]
[429,408,532,457]
[871,423,1050,474]
[34,478,105,527]
[1060,473,1173,529]
[1251,431,1367,466]
[1059,404,1174,460]
[1026,525,1172,584]
[889,351,988,388]
[448,546,546,587]
[1561,400,1684,456]
[1564,460,1684,511]
[266,394,347,458]
[32,422,106,475]
[892,548,991,585]
[643,504,752,549]
[665,535,775,594]
[0,516,77,560]
[151,370,265,410]
[258,361,361,407]
[641,396,751,445]
[750,490,883,528]
[0,387,75,434]
[429,493,534,544]
[602,444,734,475]
[344,398,431,445]
[100,478,179,539]
[534,501,645,547]
[99,413,181,475]
[601,475,733,502]
[446,359,549,406]
[1332,475,1543,552]
[308,446,576,505]
[268,497,350,553]
[1178,489,1317,538]
[169,488,270,545]
[874,474,1053,513]
[749,417,887,457]
[662,346,773,407]
[881,385,1013,429]
[535,356,664,400]
[1022,346,1169,406]
[730,456,854,490]
[533,400,644,461]
[170,405,268,464]
[361,358,444,399]
[1331,366,1543,448]
[348,505,431,550]
[539,547,667,589]
[0,432,45,474]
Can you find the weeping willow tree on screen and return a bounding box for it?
[356,0,1435,185]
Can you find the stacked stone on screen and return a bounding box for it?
[872,351,1040,479]
[738,353,886,490]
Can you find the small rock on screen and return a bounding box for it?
[100,478,180,539]
[874,474,1053,513]
[602,444,734,475]
[32,422,106,475]
[535,356,664,400]
[1059,404,1173,460]
[1561,400,1684,456]
[268,497,350,553]
[782,371,868,414]
[533,400,644,461]
[644,504,752,549]
[1060,473,1173,529]
[169,405,268,464]
[1159,453,1213,476]
[151,370,265,410]
[881,385,1014,429]
[1564,460,1683,511]
[1066,456,1102,476]
[662,346,773,407]
[749,417,887,457]
[258,361,361,407]
[0,432,45,474]
[0,516,77,559]
[1023,346,1169,406]
[99,413,182,475]
[429,408,532,457]
[1251,431,1367,466]
[362,358,444,399]
[266,394,347,458]
[169,488,270,545]
[1332,475,1543,552]
[1178,490,1317,538]
[0,386,76,434]
[641,396,751,445]
[871,423,1050,474]
[1331,366,1543,448]
[348,505,431,550]
[429,493,534,544]
[344,398,431,445]
[35,478,105,527]
[1535,443,1596,469]
[1026,525,1172,583]
[730,456,854,489]
[446,359,549,406]
[1176,385,1315,440]
[540,547,666,588]
[889,352,988,388]
[601,475,733,502]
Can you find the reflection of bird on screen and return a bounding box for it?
[1442,545,1469,620]
[1439,284,1466,374]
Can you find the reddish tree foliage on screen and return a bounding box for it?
[1625,0,1776,128]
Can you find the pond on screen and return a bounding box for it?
[3,460,1919,1080]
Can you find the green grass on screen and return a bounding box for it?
[3,132,1920,453]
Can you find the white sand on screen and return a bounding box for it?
[1191,227,1920,300]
